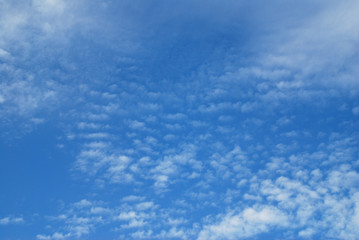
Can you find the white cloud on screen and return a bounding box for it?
[0,216,24,225]
[90,207,111,215]
[298,228,315,237]
[114,202,158,230]
[81,132,111,139]
[198,206,289,240]
[37,199,114,239]
[129,120,146,130]
[150,144,200,191]
[199,102,241,113]
[74,199,92,208]
[260,0,359,88]
[0,48,11,60]
[122,195,146,202]
[165,113,187,120]
[0,79,59,117]
[136,201,155,211]
[116,211,137,221]
[106,155,132,183]
[131,230,153,239]
[36,232,70,240]
[3,1,358,240]
[37,234,51,240]
[158,227,187,239]
[352,106,359,115]
[77,122,108,130]
[33,0,66,15]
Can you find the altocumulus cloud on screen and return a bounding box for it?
[0,0,358,239]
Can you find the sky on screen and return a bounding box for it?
[0,0,359,239]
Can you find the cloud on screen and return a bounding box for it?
[73,199,92,208]
[2,1,358,240]
[258,0,359,88]
[33,0,66,15]
[198,206,289,240]
[149,144,201,191]
[37,199,109,239]
[352,107,359,116]
[37,232,70,240]
[0,216,24,225]
[122,195,146,202]
[74,142,133,184]
[0,77,60,118]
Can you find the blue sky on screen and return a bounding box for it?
[1,0,359,239]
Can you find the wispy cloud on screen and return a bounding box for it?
[0,216,24,225]
[198,206,289,240]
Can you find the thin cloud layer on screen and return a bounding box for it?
[1,0,358,239]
